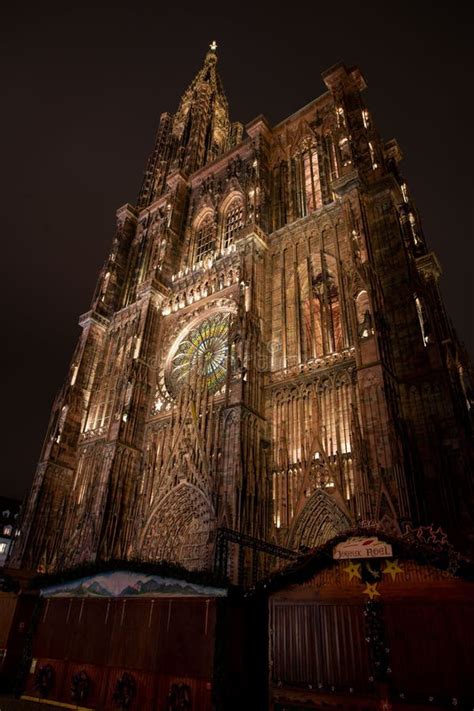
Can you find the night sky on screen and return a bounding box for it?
[1,1,472,501]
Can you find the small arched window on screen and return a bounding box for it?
[223,198,243,249]
[195,214,215,262]
[414,293,431,346]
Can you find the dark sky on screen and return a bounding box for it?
[1,1,472,501]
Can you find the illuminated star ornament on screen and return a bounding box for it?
[404,523,448,547]
[343,561,362,581]
[210,40,218,51]
[363,583,380,599]
[382,559,403,581]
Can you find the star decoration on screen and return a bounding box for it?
[363,583,380,599]
[430,526,448,546]
[366,561,381,579]
[382,559,403,581]
[343,561,362,581]
[404,523,448,548]
[210,40,217,51]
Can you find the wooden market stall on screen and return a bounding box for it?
[263,530,474,711]
[16,562,252,711]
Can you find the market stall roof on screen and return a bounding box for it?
[248,526,474,596]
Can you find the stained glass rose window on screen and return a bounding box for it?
[167,313,230,396]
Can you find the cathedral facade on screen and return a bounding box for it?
[13,46,473,576]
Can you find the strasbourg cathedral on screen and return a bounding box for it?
[12,44,473,579]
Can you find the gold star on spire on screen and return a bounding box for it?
[382,559,403,581]
[363,583,380,599]
[210,40,217,52]
[343,561,362,581]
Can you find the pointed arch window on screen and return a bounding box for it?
[195,214,215,262]
[223,198,243,249]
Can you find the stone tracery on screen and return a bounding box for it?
[167,312,231,397]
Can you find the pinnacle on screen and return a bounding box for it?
[204,40,218,67]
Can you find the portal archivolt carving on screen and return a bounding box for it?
[140,483,215,571]
[289,489,350,551]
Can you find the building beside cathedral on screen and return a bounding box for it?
[0,498,21,567]
[12,44,473,579]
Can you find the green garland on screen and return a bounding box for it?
[34,663,54,697]
[166,682,191,710]
[71,669,91,703]
[112,671,136,710]
[364,600,390,682]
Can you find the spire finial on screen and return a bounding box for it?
[210,40,217,52]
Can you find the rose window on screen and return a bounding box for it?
[167,313,230,396]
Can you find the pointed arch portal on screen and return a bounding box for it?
[141,483,215,571]
[289,489,350,551]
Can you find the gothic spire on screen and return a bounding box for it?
[171,41,230,175]
[182,41,224,97]
[138,43,232,207]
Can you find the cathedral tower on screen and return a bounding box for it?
[13,47,473,576]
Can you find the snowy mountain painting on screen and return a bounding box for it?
[40,571,227,598]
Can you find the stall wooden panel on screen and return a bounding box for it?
[384,600,474,697]
[1,593,37,691]
[25,595,219,710]
[158,598,216,676]
[270,601,370,691]
[33,598,70,660]
[66,598,117,665]
[0,592,17,648]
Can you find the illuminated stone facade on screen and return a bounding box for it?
[13,46,473,575]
